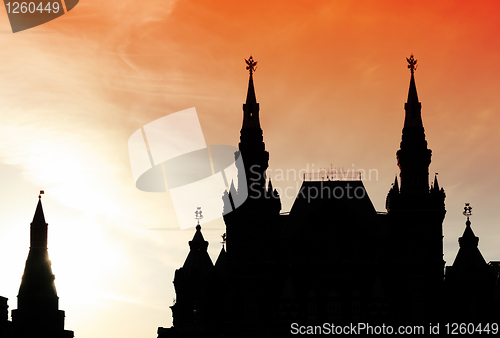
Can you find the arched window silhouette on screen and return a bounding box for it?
[327,290,340,322]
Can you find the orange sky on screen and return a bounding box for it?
[0,1,499,337]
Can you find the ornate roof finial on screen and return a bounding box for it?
[38,190,44,199]
[221,232,226,249]
[194,207,203,226]
[245,55,257,75]
[406,54,417,74]
[463,203,472,226]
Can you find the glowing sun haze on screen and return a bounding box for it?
[0,1,499,337]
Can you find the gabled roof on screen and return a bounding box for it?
[282,180,378,241]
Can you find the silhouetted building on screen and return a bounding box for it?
[158,56,500,337]
[0,296,12,338]
[9,194,74,338]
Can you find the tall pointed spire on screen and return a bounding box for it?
[404,54,423,127]
[407,69,419,104]
[242,55,261,129]
[237,55,269,196]
[30,191,47,249]
[404,54,423,129]
[246,71,257,105]
[33,193,46,223]
[396,55,432,194]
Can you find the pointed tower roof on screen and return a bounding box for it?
[407,67,419,104]
[241,56,261,130]
[182,224,213,276]
[452,205,488,273]
[403,54,423,128]
[214,246,226,273]
[30,192,48,249]
[245,55,258,104]
[246,72,257,105]
[433,174,440,191]
[32,196,46,225]
[396,55,433,195]
[14,192,73,338]
[17,192,58,311]
[189,224,206,248]
[393,175,399,193]
[458,218,479,248]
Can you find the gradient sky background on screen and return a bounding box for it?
[0,1,499,337]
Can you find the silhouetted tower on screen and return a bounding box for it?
[167,208,217,336]
[397,54,432,194]
[444,204,496,321]
[237,55,270,198]
[11,192,73,338]
[224,56,281,264]
[220,58,283,335]
[385,55,446,322]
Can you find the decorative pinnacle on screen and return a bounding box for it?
[245,55,257,75]
[463,203,472,217]
[406,54,417,74]
[221,232,226,248]
[463,203,472,226]
[38,190,44,199]
[194,207,203,225]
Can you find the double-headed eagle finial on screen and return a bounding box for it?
[195,207,203,225]
[245,55,257,75]
[463,202,472,226]
[407,54,417,74]
[463,203,472,218]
